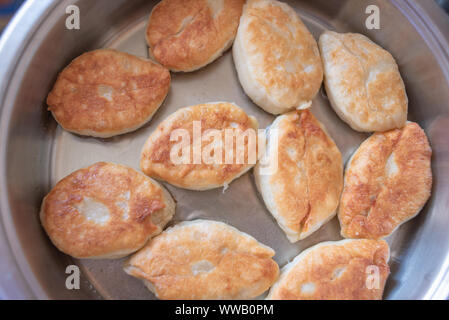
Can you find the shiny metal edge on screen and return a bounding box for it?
[392,0,449,300]
[0,0,56,300]
[399,0,449,78]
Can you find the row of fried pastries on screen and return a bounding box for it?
[41,0,432,299]
[41,108,431,299]
[48,0,407,137]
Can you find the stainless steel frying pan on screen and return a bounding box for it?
[1,0,449,299]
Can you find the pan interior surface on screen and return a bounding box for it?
[1,0,449,299]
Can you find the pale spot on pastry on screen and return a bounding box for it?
[339,122,432,239]
[301,282,316,294]
[76,197,111,225]
[191,260,215,275]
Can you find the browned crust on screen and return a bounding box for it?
[41,162,168,258]
[47,49,170,137]
[339,122,432,239]
[140,102,258,190]
[319,31,407,132]
[146,0,245,71]
[124,220,279,299]
[239,0,323,109]
[268,239,390,300]
[264,110,343,240]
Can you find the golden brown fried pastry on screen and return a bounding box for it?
[319,31,408,132]
[47,49,170,138]
[339,122,432,239]
[124,219,279,299]
[40,162,175,259]
[267,239,390,300]
[233,0,323,114]
[146,0,245,72]
[140,102,259,190]
[255,109,343,242]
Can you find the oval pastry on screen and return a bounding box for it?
[47,49,170,138]
[40,162,175,259]
[233,0,323,114]
[319,31,408,132]
[255,109,343,242]
[124,219,279,300]
[339,122,432,239]
[140,102,259,190]
[267,239,390,300]
[146,0,245,72]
